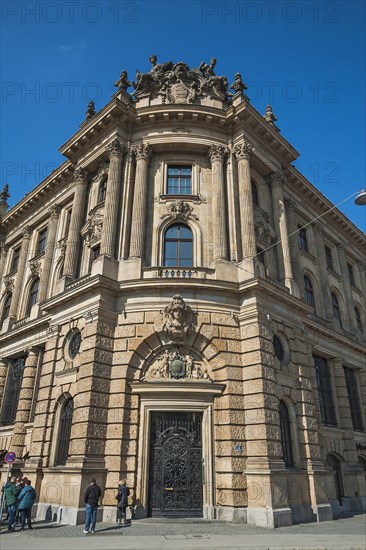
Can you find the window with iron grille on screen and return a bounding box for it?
[344,367,364,431]
[37,228,48,255]
[298,227,308,252]
[331,292,342,327]
[355,307,363,333]
[303,275,315,307]
[26,278,40,315]
[11,247,21,272]
[347,263,355,287]
[1,293,12,328]
[325,245,334,271]
[55,398,74,466]
[164,224,193,267]
[252,180,259,206]
[279,400,294,467]
[314,355,337,427]
[167,166,192,194]
[1,357,26,425]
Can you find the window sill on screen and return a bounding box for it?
[299,248,316,263]
[159,194,202,203]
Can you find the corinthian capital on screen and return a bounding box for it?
[22,225,33,239]
[233,141,252,161]
[270,171,285,189]
[49,204,61,219]
[73,166,89,186]
[208,144,227,164]
[131,143,152,161]
[107,138,125,158]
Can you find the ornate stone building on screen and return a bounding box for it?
[0,56,365,528]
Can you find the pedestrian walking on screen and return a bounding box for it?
[115,479,130,525]
[83,478,101,535]
[17,479,36,530]
[14,477,25,525]
[3,476,18,531]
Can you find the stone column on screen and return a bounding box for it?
[38,205,61,303]
[9,225,32,319]
[336,243,356,331]
[0,244,9,284]
[63,167,89,278]
[270,172,297,294]
[11,348,39,458]
[0,358,8,408]
[312,223,333,322]
[129,144,152,259]
[208,145,228,261]
[284,199,302,296]
[100,138,125,257]
[233,142,256,261]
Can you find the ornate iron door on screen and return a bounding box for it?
[148,411,203,516]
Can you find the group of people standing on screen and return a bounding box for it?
[82,478,130,535]
[2,476,37,532]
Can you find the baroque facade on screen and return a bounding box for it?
[0,56,365,528]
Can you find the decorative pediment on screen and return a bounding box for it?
[162,200,198,222]
[132,56,232,104]
[144,347,210,382]
[81,204,104,248]
[161,295,197,343]
[254,206,276,248]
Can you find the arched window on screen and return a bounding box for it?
[26,278,40,315]
[1,293,12,328]
[1,356,26,426]
[355,307,363,333]
[251,180,259,206]
[326,454,343,504]
[163,224,193,267]
[279,400,294,467]
[303,275,315,306]
[98,177,107,203]
[331,292,342,327]
[55,397,74,466]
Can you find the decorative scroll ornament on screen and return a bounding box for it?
[81,204,104,247]
[22,225,33,239]
[161,295,197,343]
[29,260,41,277]
[73,166,89,186]
[162,200,198,222]
[131,143,152,161]
[107,138,125,158]
[132,55,232,103]
[208,144,227,163]
[254,207,276,248]
[49,204,61,219]
[144,348,209,381]
[233,142,253,161]
[270,171,285,188]
[4,277,14,293]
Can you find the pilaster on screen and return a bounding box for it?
[8,225,33,320]
[38,205,61,302]
[336,243,357,331]
[312,222,333,322]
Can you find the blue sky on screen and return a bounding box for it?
[1,0,365,231]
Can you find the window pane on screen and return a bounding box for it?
[163,224,193,267]
[344,367,364,431]
[314,355,337,426]
[167,166,192,194]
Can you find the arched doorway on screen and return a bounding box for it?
[326,454,344,505]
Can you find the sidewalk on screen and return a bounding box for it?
[0,514,365,550]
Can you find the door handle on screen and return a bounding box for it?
[164,487,174,491]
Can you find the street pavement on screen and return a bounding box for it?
[0,513,365,550]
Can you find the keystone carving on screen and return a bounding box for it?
[161,295,197,343]
[162,200,198,222]
[4,277,14,293]
[29,260,41,277]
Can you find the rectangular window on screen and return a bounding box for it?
[314,355,337,427]
[10,247,21,272]
[325,246,334,271]
[347,263,355,287]
[167,166,192,195]
[37,228,48,254]
[1,357,26,426]
[344,367,364,431]
[298,227,308,252]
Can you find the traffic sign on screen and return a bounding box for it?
[5,452,16,464]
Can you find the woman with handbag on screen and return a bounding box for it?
[116,479,130,525]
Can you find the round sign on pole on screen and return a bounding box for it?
[5,452,16,464]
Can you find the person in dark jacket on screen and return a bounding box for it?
[83,479,101,535]
[17,479,36,530]
[116,479,130,525]
[4,477,18,531]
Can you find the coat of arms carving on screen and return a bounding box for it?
[144,347,209,381]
